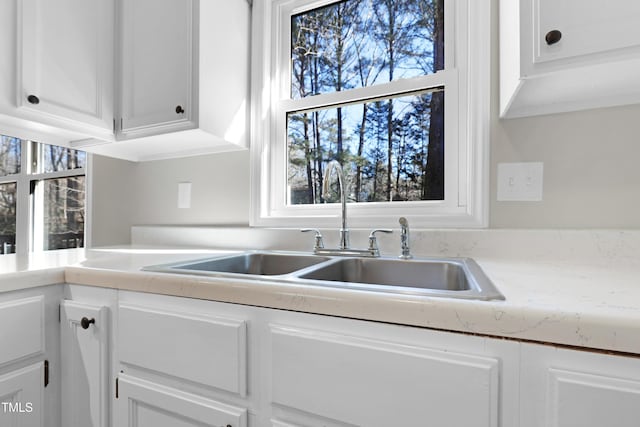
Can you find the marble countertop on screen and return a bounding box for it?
[2,235,640,355]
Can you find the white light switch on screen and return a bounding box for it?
[497,162,543,201]
[177,182,192,209]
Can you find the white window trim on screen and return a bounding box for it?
[249,0,490,229]
[0,139,87,255]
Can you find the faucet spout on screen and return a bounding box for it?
[323,160,349,250]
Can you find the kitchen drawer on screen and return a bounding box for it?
[117,373,247,427]
[0,296,44,366]
[119,303,247,396]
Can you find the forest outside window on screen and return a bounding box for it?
[251,0,490,228]
[288,0,445,205]
[0,134,86,255]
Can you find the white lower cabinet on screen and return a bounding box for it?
[60,285,118,427]
[520,342,640,427]
[60,300,111,427]
[7,284,640,427]
[0,362,44,427]
[0,286,61,427]
[116,291,251,427]
[265,313,519,427]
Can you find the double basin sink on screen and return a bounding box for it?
[144,251,504,300]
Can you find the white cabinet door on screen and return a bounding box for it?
[499,0,640,118]
[60,300,110,427]
[0,362,44,427]
[119,0,195,136]
[521,342,640,427]
[267,320,515,427]
[535,0,640,64]
[17,0,115,136]
[116,374,247,427]
[0,296,44,366]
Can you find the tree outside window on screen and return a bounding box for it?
[287,0,445,205]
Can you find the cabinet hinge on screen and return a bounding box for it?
[58,304,61,322]
[115,377,119,399]
[113,118,116,132]
[44,360,49,388]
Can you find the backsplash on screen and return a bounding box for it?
[131,226,640,267]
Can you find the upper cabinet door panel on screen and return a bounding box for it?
[535,0,640,64]
[18,0,114,132]
[119,0,195,134]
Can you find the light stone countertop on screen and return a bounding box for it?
[2,230,640,355]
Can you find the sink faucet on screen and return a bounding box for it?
[399,217,413,259]
[323,160,349,250]
[301,160,392,257]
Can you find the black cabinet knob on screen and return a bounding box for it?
[545,30,562,45]
[175,105,185,114]
[81,317,95,329]
[27,95,40,105]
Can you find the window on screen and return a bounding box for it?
[0,134,86,255]
[251,0,490,228]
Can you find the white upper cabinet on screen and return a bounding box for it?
[0,0,250,161]
[95,0,251,161]
[17,0,115,138]
[118,0,195,137]
[500,0,640,118]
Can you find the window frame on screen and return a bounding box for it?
[0,138,88,255]
[250,0,490,229]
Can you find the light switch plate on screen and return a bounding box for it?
[497,162,543,201]
[177,182,192,209]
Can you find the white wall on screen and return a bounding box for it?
[491,104,640,228]
[89,155,137,246]
[90,150,250,246]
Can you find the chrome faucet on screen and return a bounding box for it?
[300,160,392,257]
[399,217,413,259]
[323,160,349,250]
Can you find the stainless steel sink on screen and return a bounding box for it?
[296,257,503,300]
[145,252,330,277]
[143,251,503,300]
[298,258,469,290]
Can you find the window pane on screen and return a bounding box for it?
[42,176,85,250]
[287,87,444,204]
[0,182,17,254]
[0,135,21,177]
[37,143,86,173]
[291,0,444,99]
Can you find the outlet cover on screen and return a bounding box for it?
[497,162,543,201]
[178,182,192,209]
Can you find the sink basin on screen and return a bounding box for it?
[145,252,330,277]
[297,257,503,300]
[299,258,468,290]
[143,251,503,300]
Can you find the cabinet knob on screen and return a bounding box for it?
[545,30,562,45]
[27,95,40,105]
[175,105,185,114]
[80,317,95,329]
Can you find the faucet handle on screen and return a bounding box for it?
[301,228,324,251]
[367,229,393,254]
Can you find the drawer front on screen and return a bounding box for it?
[0,296,44,366]
[119,304,247,396]
[271,325,499,427]
[117,373,247,427]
